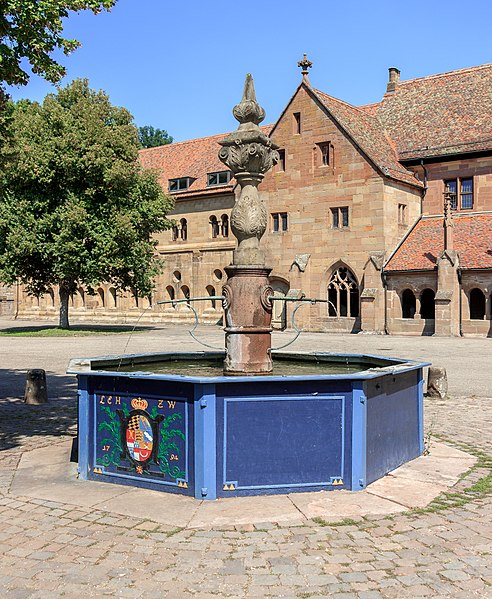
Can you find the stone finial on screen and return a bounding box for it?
[219,74,278,177]
[232,73,266,127]
[298,53,313,80]
[443,191,454,251]
[218,74,279,265]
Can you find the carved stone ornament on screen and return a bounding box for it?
[219,74,279,265]
[291,254,311,272]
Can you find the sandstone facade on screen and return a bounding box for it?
[12,63,492,337]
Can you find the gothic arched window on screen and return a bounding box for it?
[327,267,359,318]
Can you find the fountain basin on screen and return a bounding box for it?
[68,351,428,500]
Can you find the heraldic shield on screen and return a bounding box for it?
[117,398,163,470]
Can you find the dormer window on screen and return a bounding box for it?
[168,177,191,192]
[207,171,231,186]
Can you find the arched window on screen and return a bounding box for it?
[420,289,435,319]
[171,225,179,241]
[97,287,105,308]
[469,288,486,320]
[166,286,175,307]
[210,215,219,238]
[132,289,139,308]
[401,289,416,319]
[327,267,359,318]
[206,285,216,309]
[221,214,229,238]
[181,285,190,306]
[180,219,188,241]
[109,287,117,308]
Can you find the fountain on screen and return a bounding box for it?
[69,76,428,500]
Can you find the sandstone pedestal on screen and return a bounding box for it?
[223,265,273,374]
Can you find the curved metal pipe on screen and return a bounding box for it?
[269,297,338,352]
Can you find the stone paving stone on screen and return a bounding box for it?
[0,353,491,599]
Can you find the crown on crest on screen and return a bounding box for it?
[131,397,148,410]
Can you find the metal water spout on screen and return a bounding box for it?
[218,75,280,374]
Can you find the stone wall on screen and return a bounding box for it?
[11,87,492,338]
[0,284,14,316]
[260,85,420,332]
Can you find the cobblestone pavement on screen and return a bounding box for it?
[0,323,491,597]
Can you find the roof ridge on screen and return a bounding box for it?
[398,62,492,86]
[314,88,375,117]
[312,87,420,186]
[359,101,381,110]
[139,125,274,153]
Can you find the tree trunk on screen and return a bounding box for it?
[59,285,70,329]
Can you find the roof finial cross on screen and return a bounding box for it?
[298,53,313,80]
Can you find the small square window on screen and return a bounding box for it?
[460,178,473,209]
[331,207,349,228]
[317,142,331,166]
[444,178,473,210]
[272,213,279,232]
[398,204,407,225]
[207,171,231,187]
[444,180,458,209]
[272,212,288,232]
[293,112,301,135]
[277,149,286,172]
[168,177,190,192]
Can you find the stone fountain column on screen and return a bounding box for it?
[218,74,279,374]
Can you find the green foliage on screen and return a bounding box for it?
[0,79,174,327]
[138,125,173,149]
[97,405,122,467]
[0,325,149,336]
[158,413,186,479]
[0,0,115,101]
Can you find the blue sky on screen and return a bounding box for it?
[7,0,492,142]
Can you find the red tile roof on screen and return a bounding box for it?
[139,63,492,197]
[376,63,492,160]
[385,213,492,271]
[312,88,422,188]
[139,126,273,199]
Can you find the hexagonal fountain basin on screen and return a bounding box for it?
[69,351,428,500]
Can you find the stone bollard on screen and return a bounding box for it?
[24,369,48,405]
[426,366,448,398]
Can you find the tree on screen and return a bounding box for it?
[0,1,115,102]
[0,79,174,328]
[139,125,173,149]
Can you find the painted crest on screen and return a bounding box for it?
[125,413,154,463]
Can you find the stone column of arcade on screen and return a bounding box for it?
[218,74,279,374]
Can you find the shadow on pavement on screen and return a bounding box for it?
[0,369,78,452]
